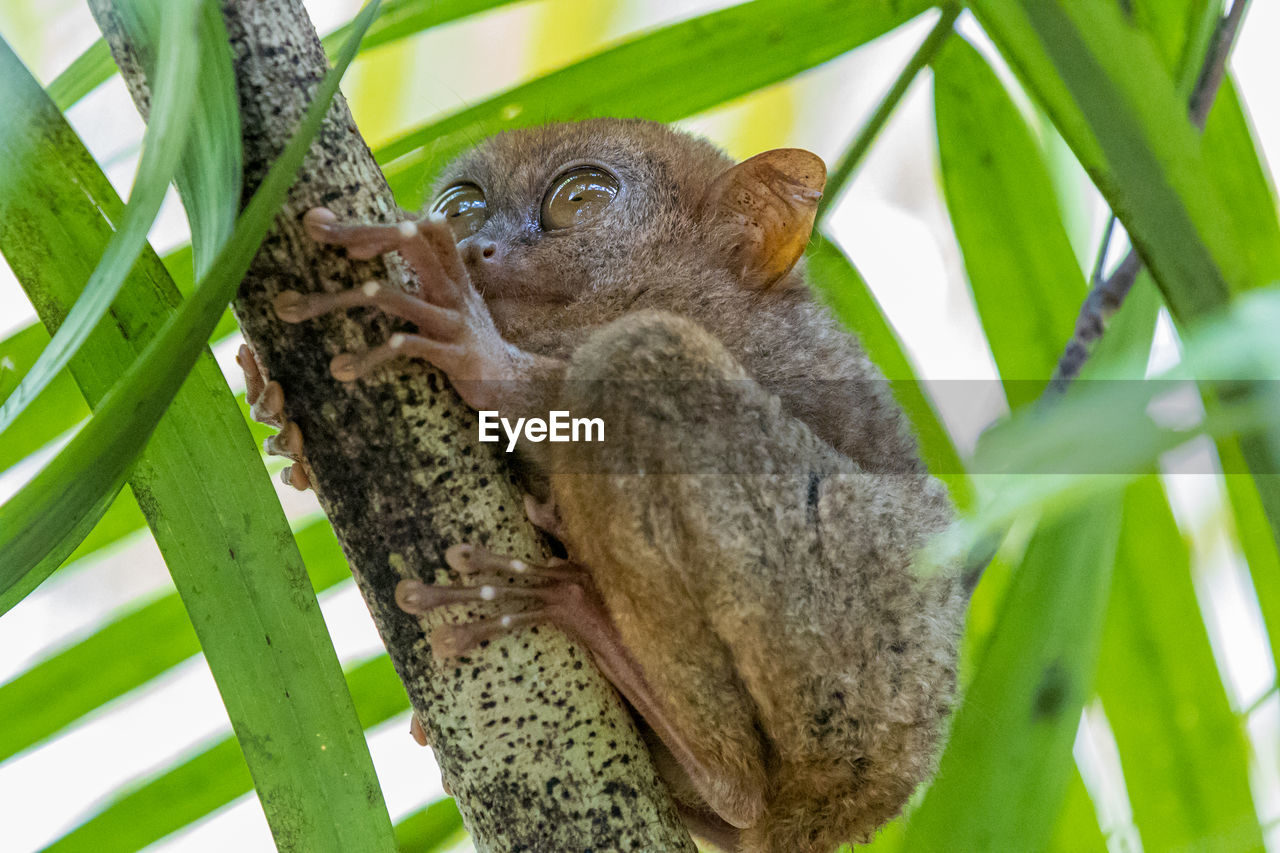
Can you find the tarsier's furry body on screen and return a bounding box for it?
[255,119,967,852]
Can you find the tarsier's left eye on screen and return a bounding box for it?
[541,167,620,231]
[431,183,488,240]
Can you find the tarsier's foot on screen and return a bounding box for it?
[396,544,591,660]
[397,544,763,830]
[272,208,522,411]
[236,344,312,491]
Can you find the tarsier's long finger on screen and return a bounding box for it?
[237,344,284,426]
[274,283,460,341]
[304,208,460,308]
[417,218,467,284]
[236,344,265,406]
[430,611,549,660]
[396,577,559,615]
[303,207,407,260]
[249,380,285,426]
[444,543,579,583]
[397,577,553,659]
[329,334,464,383]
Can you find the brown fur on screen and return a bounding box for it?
[434,119,966,851]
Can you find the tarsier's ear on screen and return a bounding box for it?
[702,148,826,290]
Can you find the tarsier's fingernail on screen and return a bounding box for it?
[287,464,310,491]
[302,207,337,240]
[443,543,474,574]
[261,381,284,416]
[273,290,308,323]
[330,352,359,382]
[410,716,429,747]
[278,421,304,457]
[395,579,430,612]
[397,220,418,239]
[430,625,469,659]
[280,466,296,488]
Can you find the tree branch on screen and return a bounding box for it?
[88,1,692,849]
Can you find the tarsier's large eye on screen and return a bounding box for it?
[541,167,620,231]
[431,183,488,239]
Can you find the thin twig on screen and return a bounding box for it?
[1088,215,1117,287]
[816,4,961,224]
[1189,0,1250,128]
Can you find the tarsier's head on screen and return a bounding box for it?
[428,119,826,310]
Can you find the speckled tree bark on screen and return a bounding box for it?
[88,1,693,850]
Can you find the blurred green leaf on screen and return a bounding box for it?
[0,0,370,600]
[177,0,241,276]
[107,0,241,277]
[1098,476,1263,851]
[394,798,466,853]
[1084,268,1265,850]
[321,0,525,57]
[0,324,88,470]
[1217,439,1280,679]
[0,517,348,763]
[0,4,397,850]
[957,286,1280,548]
[47,653,410,852]
[47,37,116,109]
[806,234,972,508]
[1129,0,1280,293]
[47,738,258,853]
[46,0,527,111]
[0,0,197,437]
[0,262,239,478]
[968,0,1280,570]
[933,36,1085,408]
[967,0,1242,319]
[1049,771,1106,852]
[379,0,934,209]
[1098,10,1280,634]
[1202,76,1280,292]
[1130,0,1220,94]
[904,503,1121,850]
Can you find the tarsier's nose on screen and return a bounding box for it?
[463,239,500,264]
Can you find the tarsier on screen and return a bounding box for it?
[238,119,967,852]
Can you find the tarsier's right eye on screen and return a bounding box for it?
[431,183,488,240]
